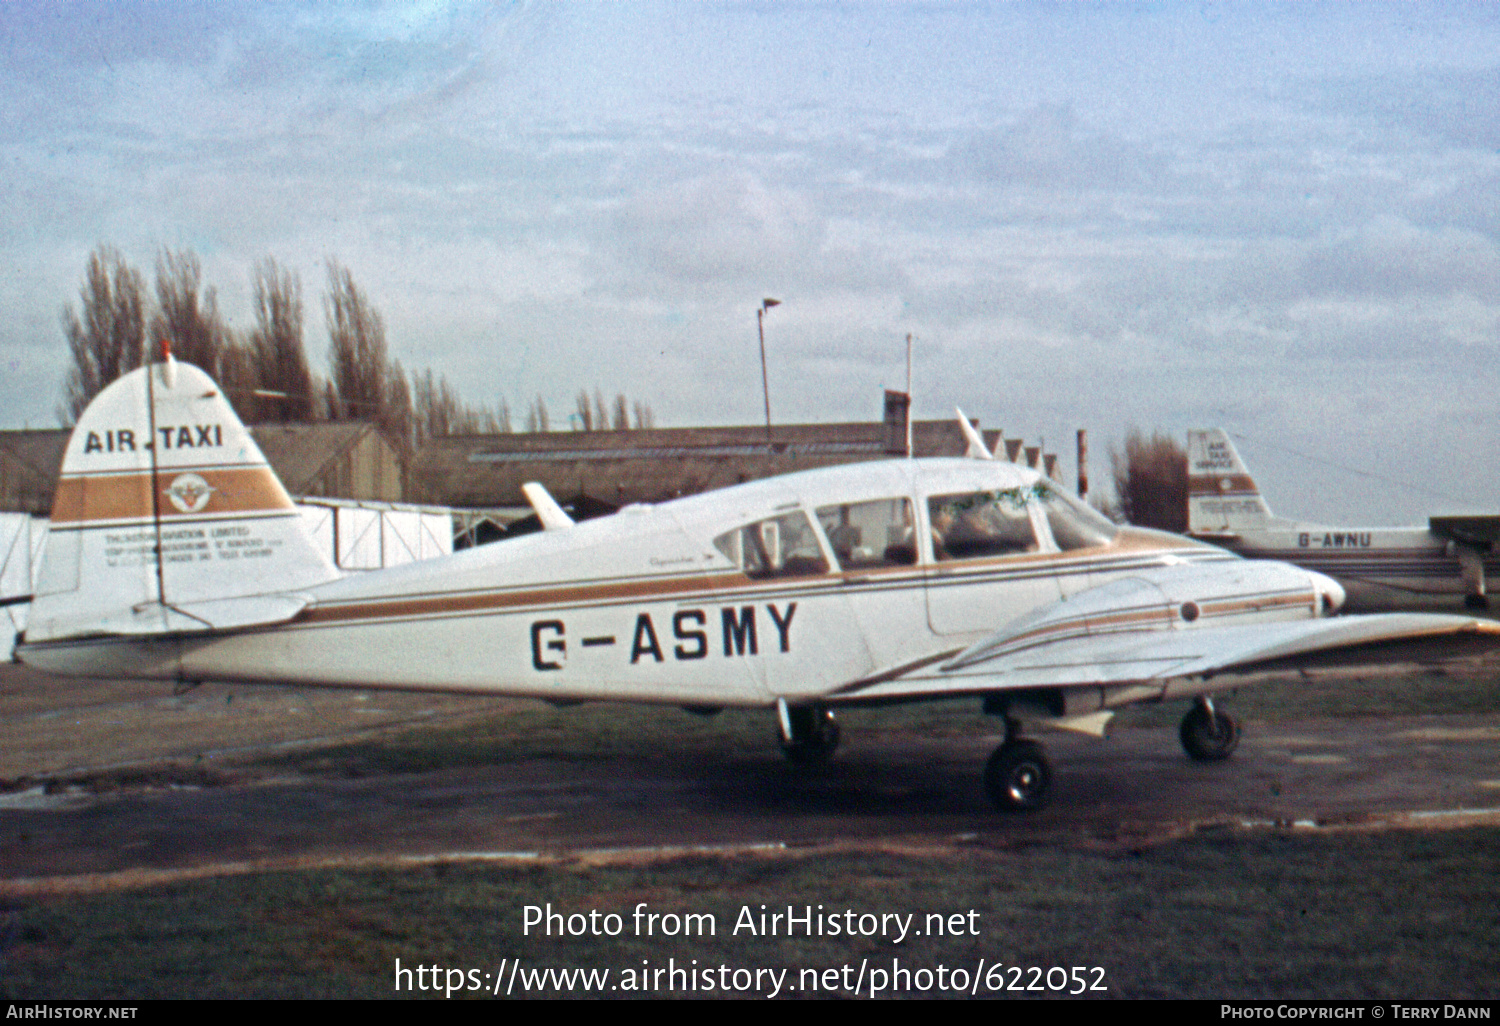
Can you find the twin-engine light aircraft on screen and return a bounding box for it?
[1188,429,1500,614]
[16,358,1500,811]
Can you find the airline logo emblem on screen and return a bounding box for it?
[165,473,215,514]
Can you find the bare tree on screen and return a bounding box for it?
[151,249,226,375]
[413,368,465,439]
[60,245,147,424]
[525,394,550,432]
[612,392,629,430]
[385,358,414,461]
[1110,428,1188,532]
[247,258,315,421]
[214,338,263,422]
[632,399,655,430]
[323,260,389,422]
[574,389,594,430]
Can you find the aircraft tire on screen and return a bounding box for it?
[779,707,840,766]
[984,739,1052,813]
[1179,705,1240,762]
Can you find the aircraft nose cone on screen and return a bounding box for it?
[1309,570,1345,615]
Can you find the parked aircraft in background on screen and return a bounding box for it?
[1188,429,1499,614]
[14,357,1500,811]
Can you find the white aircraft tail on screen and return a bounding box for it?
[1186,429,1283,536]
[24,355,341,644]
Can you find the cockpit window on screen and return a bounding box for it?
[928,486,1041,560]
[1040,487,1118,550]
[815,498,917,569]
[714,510,829,579]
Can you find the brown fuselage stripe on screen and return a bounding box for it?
[296,572,758,625]
[969,589,1315,655]
[51,467,293,524]
[1188,474,1259,495]
[296,551,1278,632]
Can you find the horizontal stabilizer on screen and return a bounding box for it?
[1430,515,1500,548]
[522,482,575,530]
[169,593,311,632]
[954,407,993,460]
[57,593,311,637]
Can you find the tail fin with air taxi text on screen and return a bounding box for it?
[24,354,340,644]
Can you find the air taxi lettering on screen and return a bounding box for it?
[1298,532,1372,549]
[82,425,224,455]
[1193,440,1236,472]
[83,429,138,454]
[158,424,224,450]
[532,603,798,671]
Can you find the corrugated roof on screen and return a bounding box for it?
[409,420,1001,508]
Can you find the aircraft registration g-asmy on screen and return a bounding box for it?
[15,357,1500,811]
[1188,429,1500,614]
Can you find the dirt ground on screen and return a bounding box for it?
[4,661,1500,896]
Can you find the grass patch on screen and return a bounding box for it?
[256,667,1500,780]
[256,700,998,779]
[4,828,1498,999]
[1118,666,1500,729]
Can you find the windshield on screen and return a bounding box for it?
[1039,485,1118,550]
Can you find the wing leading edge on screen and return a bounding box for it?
[829,559,1500,708]
[832,612,1500,706]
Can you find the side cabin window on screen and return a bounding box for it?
[816,498,918,569]
[928,487,1041,561]
[714,510,829,579]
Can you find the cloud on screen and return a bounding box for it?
[610,173,827,286]
[947,104,1170,193]
[1298,218,1500,302]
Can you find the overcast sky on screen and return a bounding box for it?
[2,1,1497,523]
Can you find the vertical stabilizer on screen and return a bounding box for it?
[1186,429,1280,535]
[25,360,340,643]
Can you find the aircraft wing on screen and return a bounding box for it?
[828,613,1500,706]
[1430,515,1500,549]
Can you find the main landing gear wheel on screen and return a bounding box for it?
[778,705,840,766]
[1179,701,1240,762]
[984,739,1052,813]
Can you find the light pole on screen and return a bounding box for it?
[757,298,780,442]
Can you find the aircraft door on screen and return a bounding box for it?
[815,497,926,673]
[711,508,875,702]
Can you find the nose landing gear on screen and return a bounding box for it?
[984,737,1053,812]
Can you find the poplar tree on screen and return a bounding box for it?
[60,245,147,424]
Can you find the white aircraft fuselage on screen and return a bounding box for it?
[22,456,1233,707]
[17,362,1500,811]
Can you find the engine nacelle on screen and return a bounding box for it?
[945,559,1344,672]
